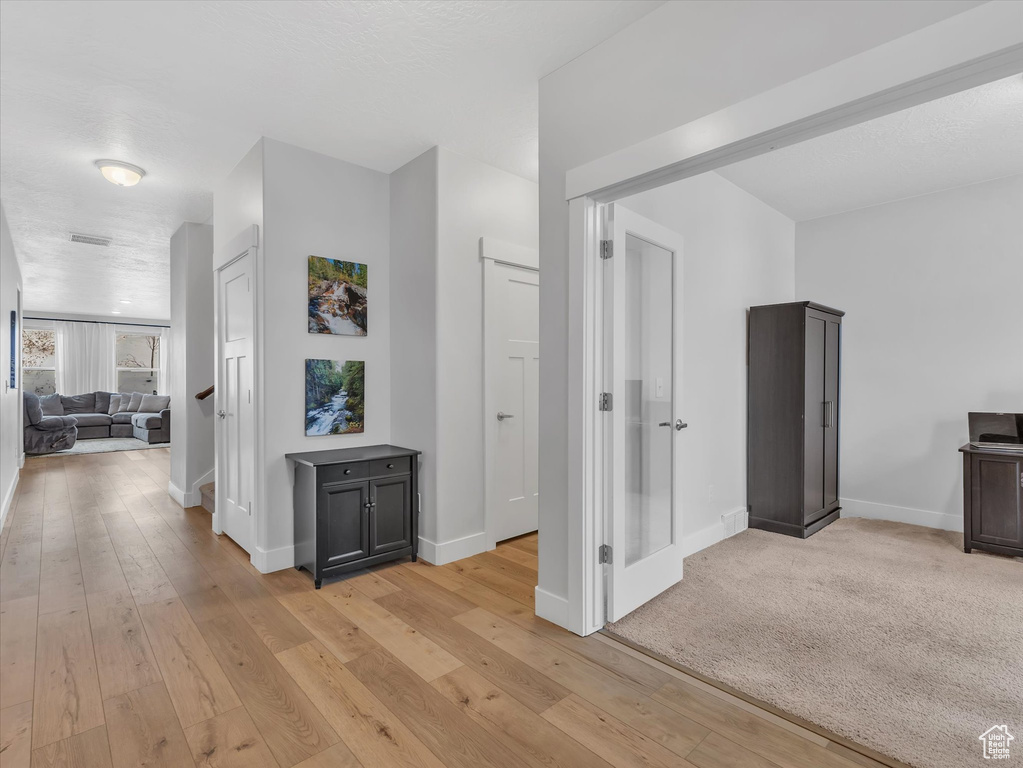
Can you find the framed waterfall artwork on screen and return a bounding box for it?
[305,359,365,436]
[308,255,367,335]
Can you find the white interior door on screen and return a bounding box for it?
[484,259,540,546]
[215,252,255,553]
[604,203,684,622]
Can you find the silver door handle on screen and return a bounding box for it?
[497,412,514,421]
[658,422,671,427]
[217,410,226,419]
[675,420,688,431]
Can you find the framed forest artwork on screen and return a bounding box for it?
[308,256,367,335]
[305,358,365,436]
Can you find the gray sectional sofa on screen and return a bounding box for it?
[24,392,79,454]
[36,391,171,444]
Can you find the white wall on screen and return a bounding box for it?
[795,174,1023,531]
[621,172,795,552]
[168,222,215,507]
[214,139,264,265]
[390,148,440,546]
[435,148,538,558]
[536,0,983,623]
[391,147,539,563]
[217,139,537,569]
[260,138,391,567]
[1,204,24,528]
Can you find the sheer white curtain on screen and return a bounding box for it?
[159,327,170,395]
[55,321,116,394]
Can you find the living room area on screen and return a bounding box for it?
[20,319,171,455]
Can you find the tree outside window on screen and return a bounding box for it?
[116,333,161,394]
[22,328,56,395]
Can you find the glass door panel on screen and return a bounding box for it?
[606,203,685,622]
[623,234,674,566]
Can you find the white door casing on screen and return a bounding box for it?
[214,246,256,554]
[604,204,684,622]
[483,239,540,549]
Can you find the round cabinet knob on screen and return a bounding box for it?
[387,464,394,469]
[344,469,352,475]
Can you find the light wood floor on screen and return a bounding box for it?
[0,448,887,768]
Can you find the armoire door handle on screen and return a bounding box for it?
[823,400,834,428]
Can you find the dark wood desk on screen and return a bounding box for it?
[287,445,421,588]
[959,443,1023,557]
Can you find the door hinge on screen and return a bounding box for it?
[598,544,613,564]
[598,392,613,412]
[600,239,613,260]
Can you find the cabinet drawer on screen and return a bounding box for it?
[320,462,369,484]
[370,457,410,477]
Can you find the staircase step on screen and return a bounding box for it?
[200,482,215,515]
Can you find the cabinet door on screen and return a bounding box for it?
[803,313,827,520]
[971,454,1023,548]
[319,481,370,567]
[369,475,412,555]
[823,316,840,508]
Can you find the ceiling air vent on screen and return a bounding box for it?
[69,233,112,246]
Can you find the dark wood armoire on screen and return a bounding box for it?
[748,301,844,538]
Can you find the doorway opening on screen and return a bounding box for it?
[570,53,1023,768]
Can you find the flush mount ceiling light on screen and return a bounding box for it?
[95,159,146,187]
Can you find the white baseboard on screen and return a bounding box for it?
[682,509,748,557]
[841,497,962,532]
[682,522,725,557]
[250,543,295,573]
[187,467,215,507]
[418,531,487,565]
[1,470,20,535]
[535,586,569,626]
[167,468,214,509]
[167,481,187,508]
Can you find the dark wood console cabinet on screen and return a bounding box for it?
[748,301,844,538]
[287,445,421,588]
[960,444,1023,557]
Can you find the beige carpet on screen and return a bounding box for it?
[607,518,1023,768]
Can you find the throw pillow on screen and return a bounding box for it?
[117,394,132,413]
[60,392,96,413]
[94,391,111,414]
[138,394,170,413]
[39,393,64,416]
[126,392,145,412]
[108,394,122,415]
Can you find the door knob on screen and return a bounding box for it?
[675,419,688,431]
[217,410,226,419]
[497,412,515,421]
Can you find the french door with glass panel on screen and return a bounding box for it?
[603,203,685,622]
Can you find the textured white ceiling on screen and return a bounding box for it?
[0,0,661,319]
[716,75,1023,222]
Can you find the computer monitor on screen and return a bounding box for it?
[968,412,1023,451]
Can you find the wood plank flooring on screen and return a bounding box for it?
[0,448,889,768]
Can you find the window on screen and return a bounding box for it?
[116,333,161,394]
[22,328,56,395]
